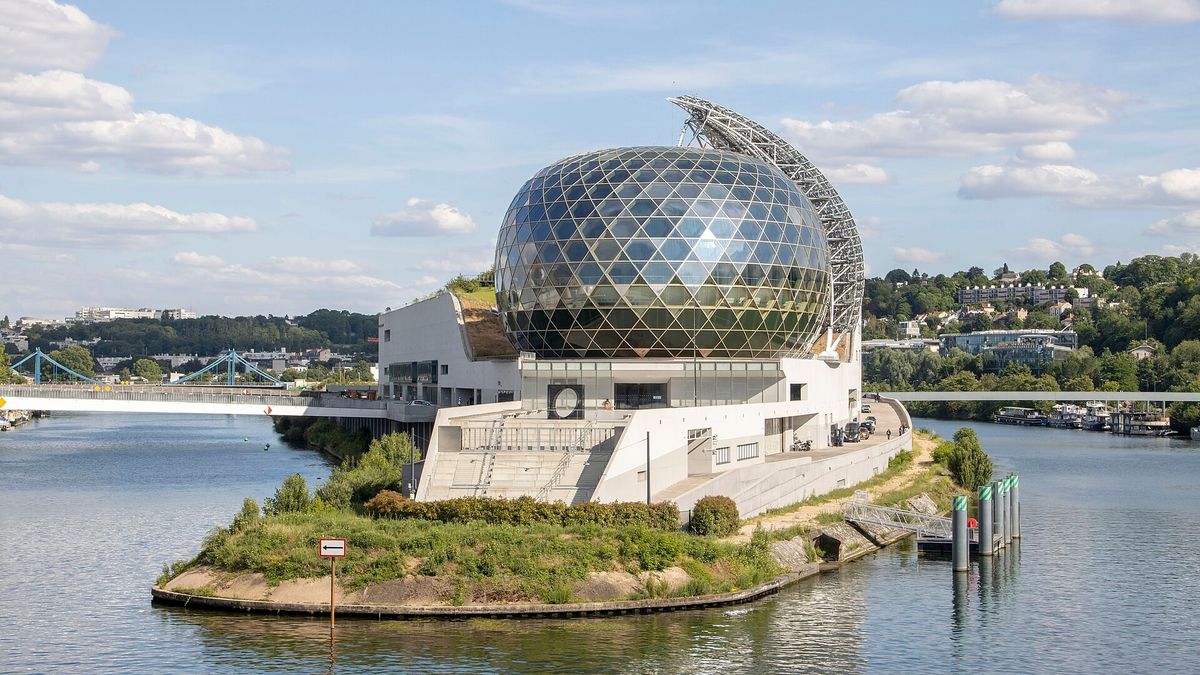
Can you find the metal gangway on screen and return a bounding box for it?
[842,498,952,540]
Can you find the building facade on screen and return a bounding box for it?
[956,284,1088,305]
[940,329,1078,354]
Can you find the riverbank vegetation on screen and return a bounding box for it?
[863,253,1200,432]
[160,428,993,607]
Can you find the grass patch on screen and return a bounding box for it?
[174,507,782,605]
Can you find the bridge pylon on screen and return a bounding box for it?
[9,348,100,385]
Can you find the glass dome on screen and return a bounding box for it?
[494,146,830,359]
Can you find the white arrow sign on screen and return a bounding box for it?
[318,538,346,558]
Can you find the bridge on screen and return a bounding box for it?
[887,391,1200,403]
[0,384,435,423]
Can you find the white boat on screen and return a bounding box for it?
[1047,403,1084,429]
[1191,426,1200,441]
[1082,401,1112,431]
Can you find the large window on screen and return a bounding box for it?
[737,442,759,461]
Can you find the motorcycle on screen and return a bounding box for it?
[790,437,813,452]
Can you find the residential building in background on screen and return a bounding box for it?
[940,329,1078,354]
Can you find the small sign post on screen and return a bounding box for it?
[319,538,347,625]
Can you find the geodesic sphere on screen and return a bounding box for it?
[494,146,829,359]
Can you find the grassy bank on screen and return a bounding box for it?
[170,510,781,605]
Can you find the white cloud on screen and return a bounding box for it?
[264,256,362,274]
[173,251,225,267]
[959,163,1200,205]
[1145,210,1200,236]
[894,246,946,264]
[780,76,1123,162]
[0,0,115,75]
[1012,233,1096,261]
[372,197,478,236]
[0,193,256,246]
[958,163,1100,199]
[165,251,425,313]
[1017,141,1077,162]
[995,0,1200,23]
[822,163,890,184]
[0,3,288,175]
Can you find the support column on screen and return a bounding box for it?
[1011,474,1021,539]
[1002,476,1013,545]
[994,479,1006,547]
[952,495,968,572]
[977,483,994,556]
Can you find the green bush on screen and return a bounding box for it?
[363,494,680,531]
[689,495,739,537]
[931,441,956,466]
[619,528,683,571]
[316,432,417,509]
[231,497,260,532]
[947,428,994,490]
[263,474,311,515]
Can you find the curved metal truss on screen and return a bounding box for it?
[669,95,864,356]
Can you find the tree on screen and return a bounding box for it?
[48,345,95,378]
[1049,261,1068,280]
[948,428,994,491]
[884,268,912,284]
[0,315,9,329]
[367,432,421,466]
[0,350,25,384]
[264,474,311,515]
[131,358,163,383]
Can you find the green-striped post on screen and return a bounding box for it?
[952,495,968,572]
[978,483,994,556]
[1002,476,1013,545]
[995,479,1008,548]
[1011,474,1021,539]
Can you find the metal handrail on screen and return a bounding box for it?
[842,501,952,539]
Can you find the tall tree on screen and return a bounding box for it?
[48,345,95,378]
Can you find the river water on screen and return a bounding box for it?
[2,413,1198,673]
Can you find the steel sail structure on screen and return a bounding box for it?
[669,95,865,357]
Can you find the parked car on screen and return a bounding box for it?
[844,421,861,442]
[861,403,872,413]
[861,418,876,433]
[410,399,434,407]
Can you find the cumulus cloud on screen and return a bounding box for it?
[372,198,478,236]
[0,193,257,246]
[0,0,115,75]
[959,163,1200,205]
[1017,141,1076,162]
[995,0,1200,23]
[779,76,1124,162]
[0,1,288,175]
[1145,210,1200,236]
[1012,233,1096,261]
[894,246,946,264]
[822,163,890,184]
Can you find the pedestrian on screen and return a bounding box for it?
[887,429,892,440]
[602,398,613,411]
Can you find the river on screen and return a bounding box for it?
[2,413,1198,673]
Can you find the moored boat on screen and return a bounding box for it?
[1110,410,1172,436]
[995,406,1049,426]
[1047,403,1084,429]
[1190,426,1200,441]
[1082,401,1112,431]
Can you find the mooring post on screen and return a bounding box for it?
[994,479,1007,548]
[978,483,994,556]
[952,495,968,572]
[1011,473,1021,539]
[1002,476,1013,545]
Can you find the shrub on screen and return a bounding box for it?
[264,474,311,515]
[888,449,913,470]
[231,497,260,532]
[947,428,994,490]
[931,441,955,466]
[363,494,680,531]
[689,495,739,537]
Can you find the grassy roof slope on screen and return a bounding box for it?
[454,289,518,359]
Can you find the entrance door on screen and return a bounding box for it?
[614,383,667,409]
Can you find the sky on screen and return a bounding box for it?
[1,0,1198,320]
